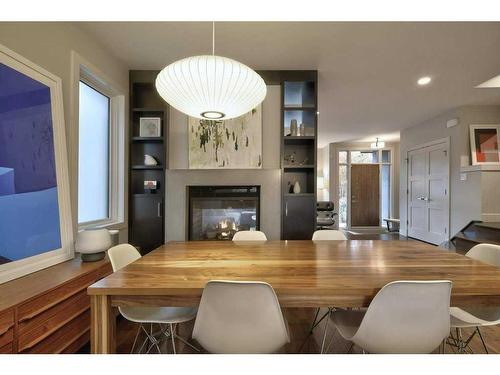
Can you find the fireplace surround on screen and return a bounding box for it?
[188,186,260,240]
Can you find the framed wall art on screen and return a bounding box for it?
[188,106,262,169]
[470,124,500,165]
[139,117,161,137]
[0,43,73,283]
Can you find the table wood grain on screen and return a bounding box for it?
[88,240,500,353]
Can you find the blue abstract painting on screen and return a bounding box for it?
[0,62,61,265]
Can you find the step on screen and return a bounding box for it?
[475,222,500,231]
[453,233,500,246]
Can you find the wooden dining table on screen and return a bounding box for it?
[87,240,500,353]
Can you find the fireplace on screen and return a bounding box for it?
[188,186,260,240]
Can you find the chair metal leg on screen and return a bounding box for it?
[143,323,161,354]
[309,308,321,333]
[320,309,331,354]
[324,329,337,353]
[311,308,331,333]
[170,323,176,354]
[439,339,445,354]
[136,336,148,353]
[347,342,354,354]
[130,323,142,353]
[174,333,201,352]
[476,327,489,354]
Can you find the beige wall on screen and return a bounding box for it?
[0,22,130,241]
[165,85,282,241]
[399,105,500,237]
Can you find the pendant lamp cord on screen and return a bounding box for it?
[212,21,215,55]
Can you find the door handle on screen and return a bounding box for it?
[157,202,163,217]
[285,202,288,216]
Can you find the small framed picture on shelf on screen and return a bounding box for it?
[139,117,161,137]
[144,180,158,193]
[469,124,500,165]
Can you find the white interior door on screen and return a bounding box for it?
[407,141,449,245]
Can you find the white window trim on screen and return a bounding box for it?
[70,51,126,231]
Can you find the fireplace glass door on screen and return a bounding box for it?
[188,186,260,240]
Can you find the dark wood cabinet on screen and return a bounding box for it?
[129,71,167,254]
[283,195,316,239]
[130,195,164,252]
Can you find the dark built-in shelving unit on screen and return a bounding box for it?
[128,69,318,245]
[129,71,168,254]
[280,72,318,240]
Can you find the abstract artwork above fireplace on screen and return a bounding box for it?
[188,105,262,169]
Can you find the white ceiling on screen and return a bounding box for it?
[77,22,500,147]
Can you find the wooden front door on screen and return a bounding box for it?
[351,164,380,226]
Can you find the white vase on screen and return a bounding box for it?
[293,181,301,194]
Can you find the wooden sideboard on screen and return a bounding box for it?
[0,257,111,354]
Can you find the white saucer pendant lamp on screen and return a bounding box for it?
[155,23,266,120]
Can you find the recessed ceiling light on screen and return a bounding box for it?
[417,76,432,86]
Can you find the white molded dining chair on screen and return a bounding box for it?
[324,280,452,354]
[107,244,198,354]
[312,230,347,240]
[192,280,290,353]
[449,243,500,353]
[232,230,267,241]
[310,229,347,332]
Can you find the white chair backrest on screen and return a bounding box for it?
[192,280,289,353]
[466,243,500,267]
[312,230,347,241]
[353,280,452,354]
[232,230,267,241]
[107,244,141,272]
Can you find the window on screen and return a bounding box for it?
[73,55,125,229]
[351,150,378,163]
[338,165,348,228]
[78,81,110,224]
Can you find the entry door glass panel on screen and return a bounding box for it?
[381,165,390,221]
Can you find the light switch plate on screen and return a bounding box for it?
[460,173,467,181]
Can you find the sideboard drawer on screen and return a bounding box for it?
[0,310,14,351]
[17,270,100,323]
[0,257,111,354]
[22,310,90,354]
[0,342,13,354]
[18,289,90,352]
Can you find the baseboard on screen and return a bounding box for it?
[481,213,500,222]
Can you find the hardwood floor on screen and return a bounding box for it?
[113,308,500,354]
